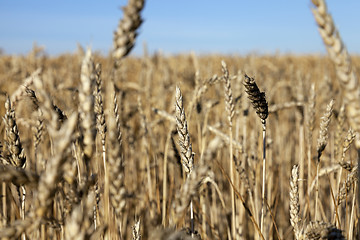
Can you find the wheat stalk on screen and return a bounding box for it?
[221,60,236,239]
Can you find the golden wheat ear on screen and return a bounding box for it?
[113,0,145,64]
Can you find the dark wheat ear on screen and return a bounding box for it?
[243,74,268,123]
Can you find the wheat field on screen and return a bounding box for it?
[0,0,359,239]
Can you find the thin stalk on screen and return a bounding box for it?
[21,186,26,240]
[299,121,305,209]
[190,199,194,237]
[315,162,320,221]
[229,125,235,239]
[2,182,6,225]
[162,129,172,226]
[348,182,357,240]
[215,160,265,240]
[260,121,266,235]
[102,144,106,184]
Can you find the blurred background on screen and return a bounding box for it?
[0,0,360,56]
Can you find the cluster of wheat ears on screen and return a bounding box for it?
[0,0,359,239]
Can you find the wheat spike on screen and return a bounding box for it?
[316,99,334,160]
[243,74,268,123]
[113,0,145,63]
[338,128,355,171]
[222,61,234,126]
[3,96,26,168]
[79,48,96,164]
[94,63,106,147]
[337,165,358,205]
[175,86,194,175]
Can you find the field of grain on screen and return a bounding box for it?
[0,0,359,239]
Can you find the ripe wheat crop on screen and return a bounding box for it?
[0,0,358,239]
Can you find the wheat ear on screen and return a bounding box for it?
[94,63,107,175]
[113,0,145,65]
[175,86,194,176]
[339,128,355,169]
[4,96,26,168]
[316,99,334,160]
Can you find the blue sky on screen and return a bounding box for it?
[0,0,359,56]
